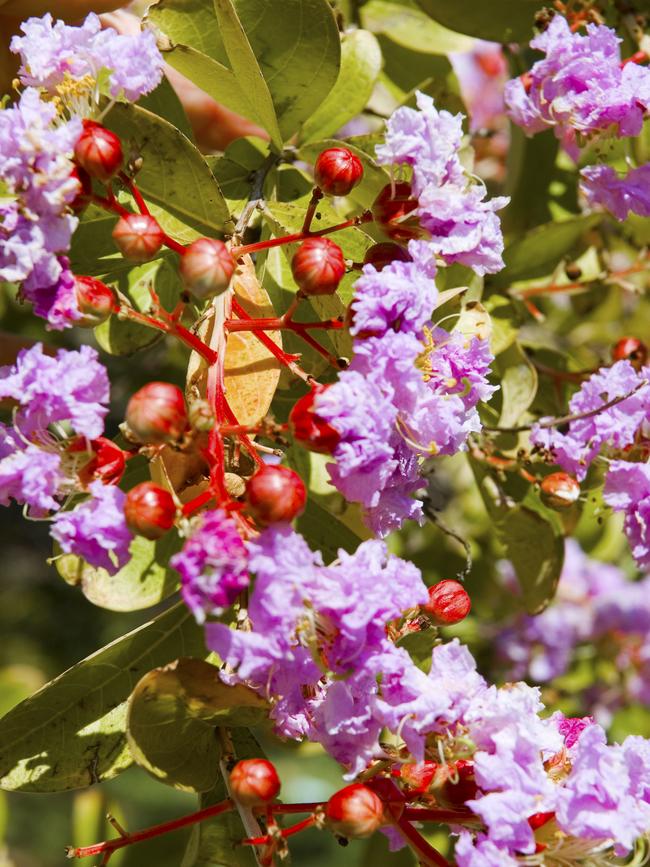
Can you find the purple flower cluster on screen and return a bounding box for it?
[0,88,81,329]
[580,162,650,221]
[376,92,508,275]
[170,509,250,623]
[0,344,132,573]
[11,13,163,103]
[604,461,650,572]
[505,15,650,158]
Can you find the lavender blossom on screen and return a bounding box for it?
[581,162,650,221]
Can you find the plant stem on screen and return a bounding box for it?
[113,304,218,365]
[301,187,324,233]
[391,817,452,867]
[230,299,311,382]
[119,172,150,215]
[241,815,317,847]
[231,211,373,258]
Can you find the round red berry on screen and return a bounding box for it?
[124,483,176,540]
[125,382,188,445]
[423,580,471,626]
[74,119,123,183]
[325,784,384,838]
[112,213,164,263]
[314,147,364,197]
[539,472,580,510]
[73,276,115,327]
[291,237,346,296]
[363,242,412,271]
[289,386,340,454]
[229,759,280,807]
[371,182,421,241]
[612,336,648,371]
[245,465,306,525]
[179,238,235,299]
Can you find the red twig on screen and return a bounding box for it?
[112,304,218,365]
[230,299,311,382]
[392,817,452,867]
[231,211,373,258]
[301,187,324,233]
[241,815,317,847]
[119,172,150,215]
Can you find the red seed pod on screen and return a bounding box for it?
[371,182,421,241]
[74,119,123,183]
[124,482,176,540]
[363,242,412,271]
[291,237,346,296]
[314,147,364,197]
[423,580,471,626]
[73,275,115,327]
[69,436,126,487]
[245,465,306,525]
[325,784,384,839]
[289,385,340,454]
[69,165,93,213]
[112,213,164,263]
[229,759,281,807]
[539,472,580,510]
[125,382,188,444]
[612,336,648,371]
[179,238,235,300]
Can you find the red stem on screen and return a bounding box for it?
[241,815,317,847]
[222,395,264,468]
[67,800,233,859]
[231,212,373,258]
[92,193,130,218]
[119,172,150,215]
[181,489,216,516]
[230,299,310,382]
[301,187,324,233]
[392,817,452,867]
[112,304,218,365]
[263,803,324,815]
[226,317,344,332]
[403,808,475,823]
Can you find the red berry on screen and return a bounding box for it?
[112,213,164,263]
[179,238,235,299]
[363,242,412,271]
[124,482,176,540]
[229,759,281,807]
[371,182,421,241]
[74,119,123,183]
[69,165,93,213]
[289,386,340,454]
[539,472,580,510]
[73,275,115,327]
[68,436,126,487]
[423,580,471,626]
[125,382,188,444]
[325,784,384,839]
[245,465,306,525]
[291,237,346,296]
[612,336,648,371]
[314,147,364,197]
[528,811,556,830]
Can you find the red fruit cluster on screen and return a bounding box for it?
[423,580,471,626]
[74,120,123,183]
[112,213,164,263]
[124,482,176,540]
[126,382,188,445]
[74,276,115,327]
[180,238,235,299]
[314,147,363,197]
[291,237,346,296]
[245,465,306,525]
[325,784,384,838]
[229,759,281,807]
[289,386,340,454]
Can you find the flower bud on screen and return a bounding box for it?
[612,336,648,371]
[188,398,215,432]
[125,382,188,444]
[363,242,412,271]
[528,811,556,830]
[398,762,437,794]
[179,238,235,300]
[245,465,306,525]
[124,482,176,540]
[74,276,115,327]
[371,182,421,241]
[69,165,92,213]
[291,237,346,296]
[112,214,164,263]
[314,147,364,197]
[325,784,384,839]
[423,580,471,626]
[74,119,123,183]
[69,436,126,487]
[539,472,580,510]
[229,759,281,807]
[289,386,340,454]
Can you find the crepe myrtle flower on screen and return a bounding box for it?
[580,162,650,221]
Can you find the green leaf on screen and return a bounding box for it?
[416,0,540,42]
[360,0,475,54]
[138,74,194,140]
[207,137,269,216]
[495,341,538,428]
[0,603,206,792]
[502,128,560,235]
[484,295,518,356]
[146,0,224,59]
[296,499,366,561]
[55,532,182,612]
[127,659,267,792]
[68,205,121,277]
[94,258,182,356]
[104,102,230,235]
[299,30,382,143]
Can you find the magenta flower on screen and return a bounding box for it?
[0,424,64,515]
[581,162,650,221]
[604,460,650,570]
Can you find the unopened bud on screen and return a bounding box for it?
[69,436,126,487]
[69,165,92,213]
[74,120,123,183]
[325,784,384,839]
[112,213,164,262]
[289,386,340,454]
[539,472,580,510]
[229,759,280,807]
[187,399,214,432]
[124,482,176,540]
[612,336,648,371]
[74,276,115,327]
[423,580,471,626]
[291,237,346,296]
[363,242,411,271]
[125,382,188,444]
[314,147,363,197]
[245,465,306,525]
[371,182,422,241]
[179,238,235,300]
